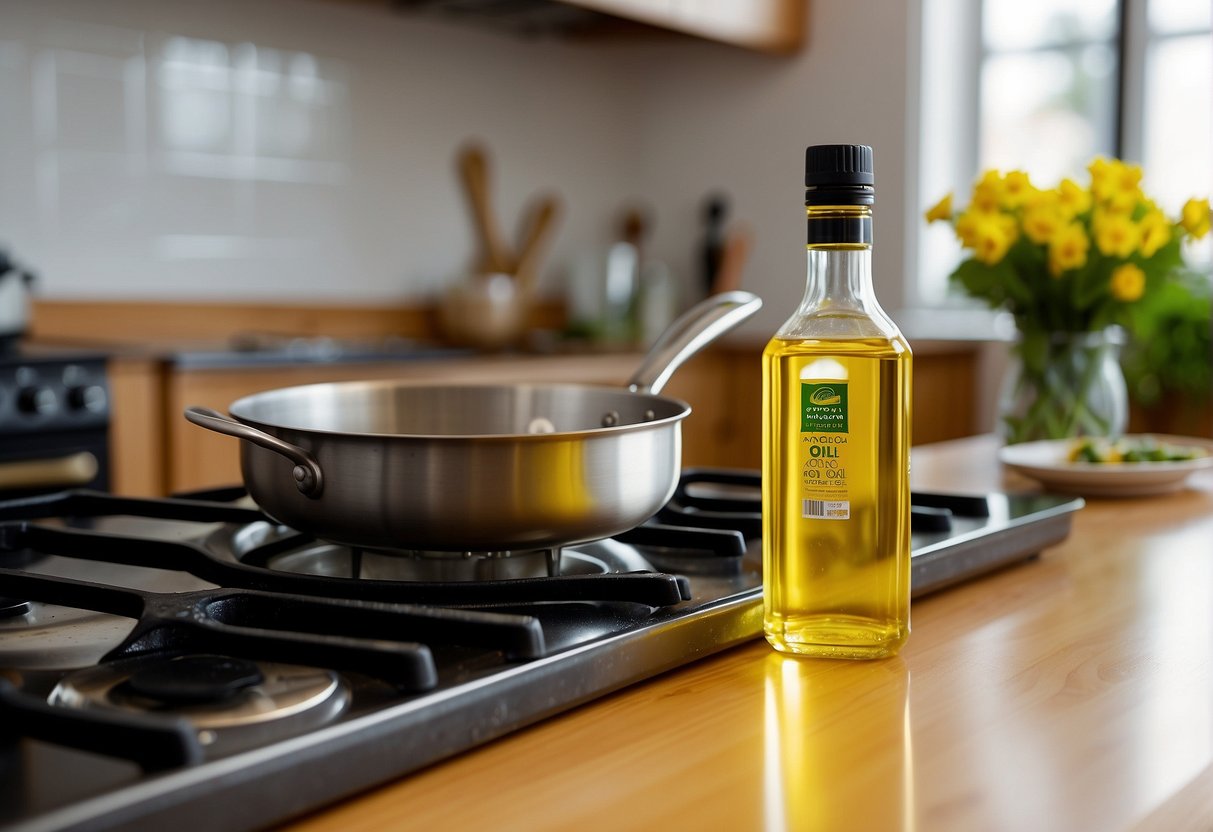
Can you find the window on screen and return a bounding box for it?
[916,0,1212,306]
[980,0,1119,183]
[1126,0,1213,212]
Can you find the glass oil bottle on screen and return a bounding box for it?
[762,144,912,659]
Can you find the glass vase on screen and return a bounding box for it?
[999,327,1128,445]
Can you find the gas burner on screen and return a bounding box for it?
[227,521,656,582]
[49,654,350,755]
[0,603,142,669]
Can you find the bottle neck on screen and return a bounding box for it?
[802,205,875,309]
[805,205,872,247]
[775,203,901,341]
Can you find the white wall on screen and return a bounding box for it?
[0,0,921,334]
[625,0,918,337]
[0,0,647,301]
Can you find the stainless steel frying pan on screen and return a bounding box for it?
[185,291,761,551]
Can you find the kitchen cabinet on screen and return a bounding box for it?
[332,0,804,54]
[107,356,168,497]
[559,0,804,53]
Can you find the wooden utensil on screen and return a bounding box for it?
[457,143,513,275]
[513,195,561,296]
[711,224,752,295]
[620,207,649,254]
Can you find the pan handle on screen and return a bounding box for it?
[184,406,324,498]
[627,290,763,395]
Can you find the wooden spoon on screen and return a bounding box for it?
[513,195,562,296]
[457,143,513,275]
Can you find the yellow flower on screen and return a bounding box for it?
[1109,263,1146,302]
[997,211,1018,241]
[1002,170,1036,208]
[971,214,1013,265]
[1022,198,1065,245]
[1089,157,1143,212]
[1181,197,1211,238]
[929,159,1209,327]
[1137,209,1171,258]
[971,171,1004,214]
[924,192,953,223]
[1056,178,1092,217]
[1087,156,1113,188]
[1048,222,1090,276]
[954,211,984,247]
[1093,210,1141,258]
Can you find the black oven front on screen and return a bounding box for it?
[0,352,110,496]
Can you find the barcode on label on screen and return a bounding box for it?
[803,499,850,520]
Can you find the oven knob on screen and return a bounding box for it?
[17,386,58,416]
[67,384,107,413]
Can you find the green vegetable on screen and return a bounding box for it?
[1068,437,1204,464]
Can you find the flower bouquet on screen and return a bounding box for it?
[925,158,1210,444]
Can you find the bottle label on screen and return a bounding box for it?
[800,383,847,432]
[800,382,850,519]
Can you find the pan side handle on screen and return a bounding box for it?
[184,406,324,498]
[627,291,762,395]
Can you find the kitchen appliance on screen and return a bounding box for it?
[0,249,110,496]
[0,348,110,495]
[0,474,1082,832]
[184,292,762,551]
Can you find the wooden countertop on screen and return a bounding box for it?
[289,434,1213,830]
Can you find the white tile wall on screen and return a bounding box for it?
[0,0,922,339]
[0,0,647,302]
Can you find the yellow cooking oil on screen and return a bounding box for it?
[762,335,911,658]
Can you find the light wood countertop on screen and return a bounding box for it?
[286,434,1213,830]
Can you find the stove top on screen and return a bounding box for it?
[0,471,1082,831]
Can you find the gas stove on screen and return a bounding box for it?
[0,471,1082,831]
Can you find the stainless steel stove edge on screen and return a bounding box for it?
[911,493,1084,597]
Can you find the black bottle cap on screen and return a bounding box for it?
[804,144,875,205]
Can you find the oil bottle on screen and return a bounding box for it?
[762,144,912,659]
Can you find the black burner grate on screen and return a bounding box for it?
[0,491,696,606]
[0,478,758,772]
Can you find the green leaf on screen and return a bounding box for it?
[1121,273,1212,404]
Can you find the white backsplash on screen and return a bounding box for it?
[0,0,646,302]
[0,0,922,335]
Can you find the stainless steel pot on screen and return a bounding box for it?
[185,291,761,551]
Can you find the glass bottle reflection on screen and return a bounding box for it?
[763,654,915,831]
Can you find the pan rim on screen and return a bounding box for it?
[227,379,692,441]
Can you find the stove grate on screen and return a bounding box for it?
[0,492,696,606]
[0,565,544,677]
[0,678,204,771]
[0,474,763,779]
